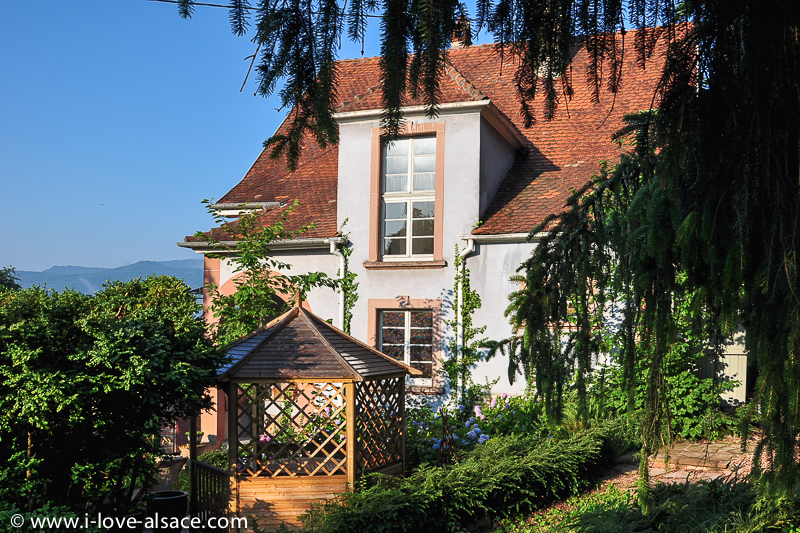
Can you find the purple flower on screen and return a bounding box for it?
[478,434,489,444]
[259,434,272,443]
[466,431,477,440]
[501,393,508,399]
[465,420,472,429]
[458,404,465,412]
[474,405,485,420]
[490,398,497,409]
[473,427,482,436]
[324,406,331,415]
[433,443,440,450]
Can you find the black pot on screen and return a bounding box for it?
[148,490,188,533]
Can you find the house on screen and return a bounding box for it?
[179,30,745,447]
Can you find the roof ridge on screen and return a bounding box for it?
[443,60,488,101]
[219,307,299,380]
[306,312,423,376]
[298,308,363,380]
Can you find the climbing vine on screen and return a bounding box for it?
[337,220,359,335]
[443,244,488,406]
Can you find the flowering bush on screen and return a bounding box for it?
[405,392,548,469]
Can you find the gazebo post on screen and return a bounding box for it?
[399,382,406,475]
[346,381,356,486]
[227,381,239,531]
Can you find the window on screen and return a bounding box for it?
[381,137,437,259]
[379,309,434,386]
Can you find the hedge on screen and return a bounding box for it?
[298,420,627,532]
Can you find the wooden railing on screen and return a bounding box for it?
[190,459,230,532]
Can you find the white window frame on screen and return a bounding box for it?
[378,309,434,387]
[381,136,436,260]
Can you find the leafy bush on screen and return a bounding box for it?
[589,360,737,440]
[0,278,223,513]
[405,393,549,469]
[300,421,623,532]
[197,449,228,470]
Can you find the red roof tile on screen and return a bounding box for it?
[187,31,666,242]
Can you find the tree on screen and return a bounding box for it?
[174,0,800,498]
[196,200,349,346]
[0,276,223,513]
[0,266,20,292]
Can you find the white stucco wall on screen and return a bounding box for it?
[467,240,538,394]
[479,116,517,218]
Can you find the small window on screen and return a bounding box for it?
[382,137,436,259]
[379,309,434,385]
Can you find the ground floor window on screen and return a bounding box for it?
[379,309,434,386]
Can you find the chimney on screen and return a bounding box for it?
[452,16,472,49]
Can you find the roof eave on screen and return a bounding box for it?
[333,99,492,124]
[178,236,347,255]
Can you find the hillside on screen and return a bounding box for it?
[17,259,204,294]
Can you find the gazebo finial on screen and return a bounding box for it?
[294,286,303,308]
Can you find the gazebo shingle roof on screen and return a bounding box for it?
[219,307,421,382]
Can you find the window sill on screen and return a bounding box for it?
[363,260,447,270]
[406,385,445,396]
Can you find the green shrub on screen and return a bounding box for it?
[197,449,228,470]
[300,421,622,532]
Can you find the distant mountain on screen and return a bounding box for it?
[17,259,204,294]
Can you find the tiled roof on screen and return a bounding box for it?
[188,31,666,241]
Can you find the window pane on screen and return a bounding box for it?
[385,139,409,156]
[413,173,435,191]
[410,311,433,328]
[381,311,405,327]
[410,328,433,344]
[411,362,434,378]
[381,327,405,344]
[384,173,407,192]
[413,154,435,173]
[386,156,409,175]
[384,202,407,220]
[410,345,433,361]
[412,201,435,218]
[411,237,434,255]
[412,219,434,236]
[384,238,406,256]
[413,137,436,155]
[384,220,407,238]
[382,345,405,361]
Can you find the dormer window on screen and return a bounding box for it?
[382,137,436,259]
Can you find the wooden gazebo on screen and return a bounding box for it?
[216,305,420,530]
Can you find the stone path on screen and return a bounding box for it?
[602,436,755,491]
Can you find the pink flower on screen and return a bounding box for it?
[474,405,485,420]
[259,434,272,443]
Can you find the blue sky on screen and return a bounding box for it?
[1,1,385,271]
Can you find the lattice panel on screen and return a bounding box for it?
[235,382,348,477]
[355,378,404,474]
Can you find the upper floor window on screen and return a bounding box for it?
[382,137,436,259]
